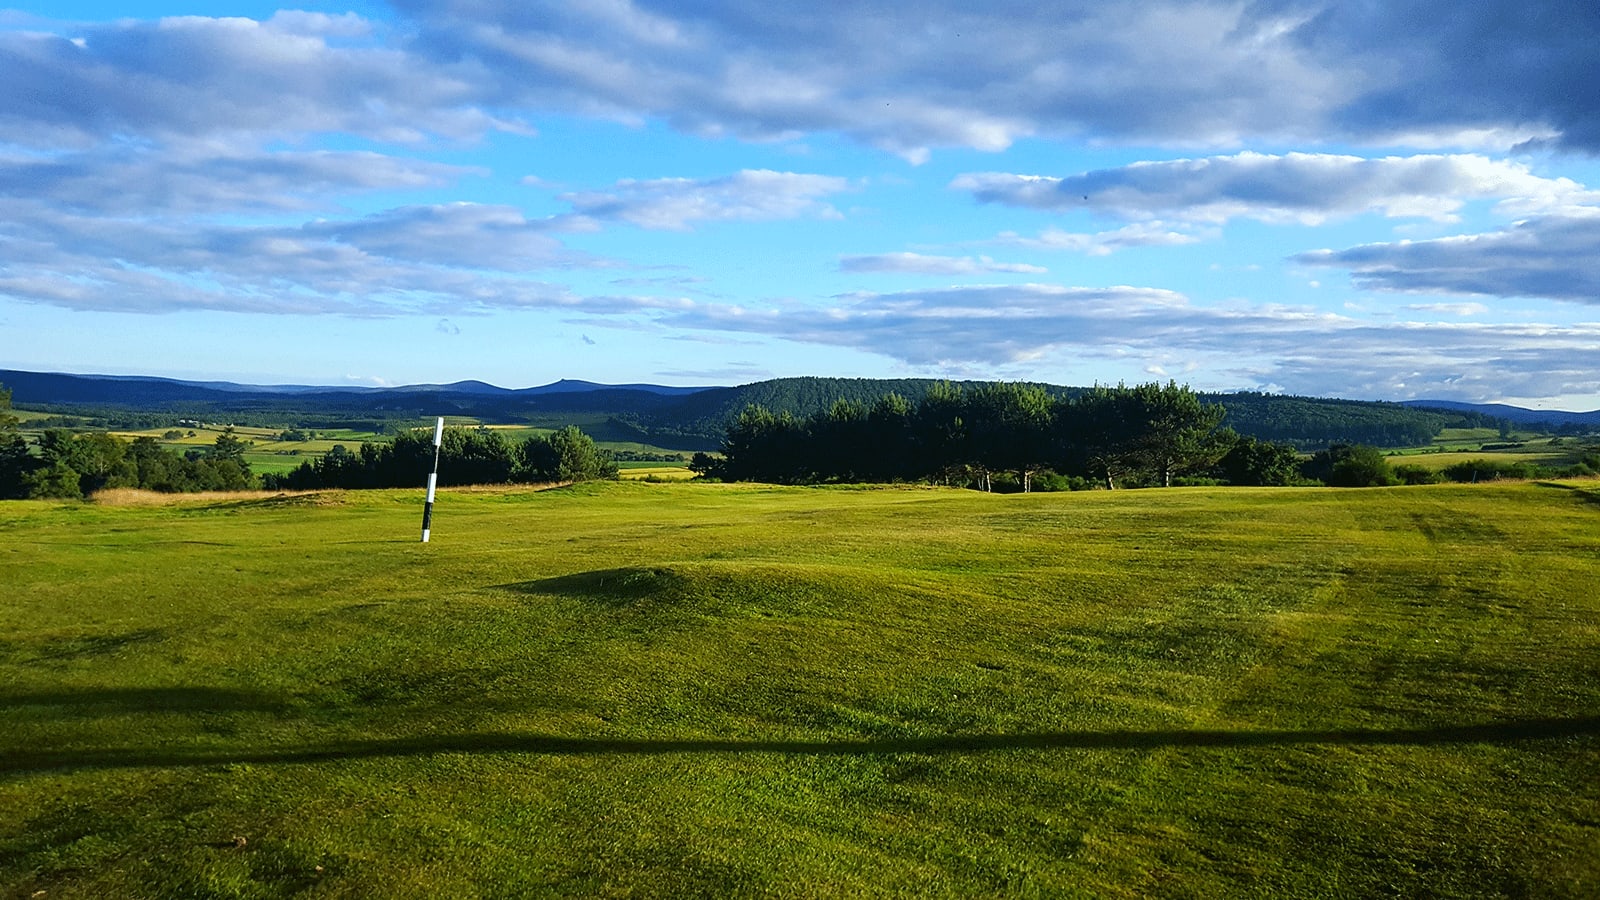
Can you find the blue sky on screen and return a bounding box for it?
[2,2,1599,410]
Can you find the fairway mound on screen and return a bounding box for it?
[501,560,891,616]
[521,566,693,607]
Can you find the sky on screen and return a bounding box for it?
[2,2,1599,410]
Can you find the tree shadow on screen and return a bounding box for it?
[1534,481,1600,507]
[4,686,292,717]
[4,709,1596,776]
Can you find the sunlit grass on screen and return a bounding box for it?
[2,481,1597,897]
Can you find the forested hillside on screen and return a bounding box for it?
[630,377,1065,444]
[634,378,1476,449]
[1212,393,1452,448]
[4,369,1564,452]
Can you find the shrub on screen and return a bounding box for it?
[1440,459,1536,482]
[1392,463,1442,485]
[1303,444,1396,487]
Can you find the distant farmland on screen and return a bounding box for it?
[2,481,1597,897]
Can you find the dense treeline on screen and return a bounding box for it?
[651,377,1049,443]
[263,425,617,490]
[636,378,1479,448]
[0,426,254,499]
[1214,393,1449,448]
[1,385,619,497]
[694,381,1600,490]
[694,382,1272,490]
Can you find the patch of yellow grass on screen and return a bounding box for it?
[619,467,695,481]
[446,481,569,493]
[90,488,331,507]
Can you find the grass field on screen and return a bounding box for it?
[1391,433,1594,472]
[2,481,1598,897]
[1392,449,1579,471]
[617,464,695,481]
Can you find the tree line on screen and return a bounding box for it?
[1,384,619,498]
[691,382,1293,489]
[692,382,1600,490]
[262,425,617,490]
[637,376,1484,448]
[0,425,254,499]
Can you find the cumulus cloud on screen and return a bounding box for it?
[993,222,1208,256]
[653,283,1600,402]
[4,4,1597,157]
[395,0,1339,156]
[1251,0,1600,152]
[301,203,588,270]
[662,284,1202,366]
[0,198,618,315]
[953,153,1598,225]
[0,159,857,315]
[1404,302,1489,316]
[839,253,1046,275]
[0,13,504,148]
[390,1,1600,154]
[0,148,470,214]
[558,170,850,230]
[1298,215,1600,304]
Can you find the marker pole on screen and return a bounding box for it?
[421,417,443,543]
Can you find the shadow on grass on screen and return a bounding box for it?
[6,686,290,716]
[495,567,686,604]
[4,714,1596,775]
[1534,481,1600,507]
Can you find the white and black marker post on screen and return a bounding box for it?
[420,416,444,543]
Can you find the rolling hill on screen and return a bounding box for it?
[4,369,1596,450]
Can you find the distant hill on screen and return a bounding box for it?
[1402,399,1600,427]
[0,369,727,447]
[5,369,1594,450]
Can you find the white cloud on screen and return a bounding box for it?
[0,198,614,315]
[1404,302,1489,316]
[396,0,1341,155]
[558,170,850,231]
[393,1,1600,155]
[0,14,503,148]
[301,203,588,271]
[5,3,1599,158]
[839,253,1046,275]
[652,283,1600,403]
[1298,215,1600,304]
[993,222,1208,256]
[0,147,470,214]
[953,153,1598,225]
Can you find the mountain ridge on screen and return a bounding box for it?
[4,370,1597,452]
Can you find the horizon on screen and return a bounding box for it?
[3,3,1599,410]
[8,365,1599,414]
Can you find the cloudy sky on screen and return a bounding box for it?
[3,1,1599,409]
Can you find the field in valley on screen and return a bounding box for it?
[2,481,1597,897]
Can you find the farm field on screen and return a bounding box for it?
[1394,448,1581,472]
[2,481,1598,897]
[1390,431,1594,472]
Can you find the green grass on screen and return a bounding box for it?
[2,481,1598,897]
[1391,434,1597,471]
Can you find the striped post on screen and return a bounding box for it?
[421,417,444,543]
